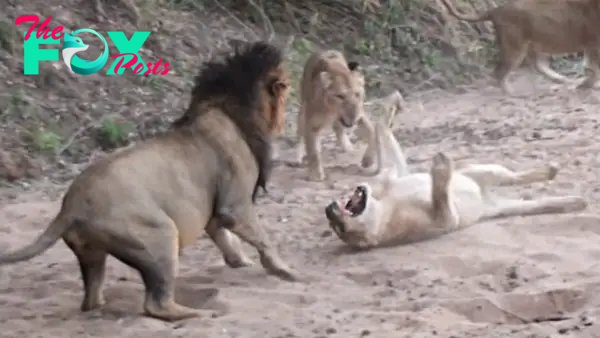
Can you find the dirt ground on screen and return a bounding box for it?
[1,73,600,337]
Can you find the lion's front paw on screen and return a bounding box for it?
[224,255,254,268]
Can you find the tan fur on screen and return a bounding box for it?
[325,119,588,250]
[0,42,299,321]
[294,49,377,181]
[440,0,600,95]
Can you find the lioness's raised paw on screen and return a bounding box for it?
[431,152,453,184]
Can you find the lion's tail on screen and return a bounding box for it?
[0,211,74,265]
[439,0,491,22]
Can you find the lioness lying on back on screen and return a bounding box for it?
[294,49,377,181]
[440,0,600,95]
[325,120,588,249]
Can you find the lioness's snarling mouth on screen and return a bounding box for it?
[325,185,368,235]
[339,116,355,128]
[345,185,367,216]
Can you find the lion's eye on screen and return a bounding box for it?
[336,94,345,100]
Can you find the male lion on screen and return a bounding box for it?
[325,119,588,250]
[0,41,298,321]
[294,49,377,181]
[440,0,600,95]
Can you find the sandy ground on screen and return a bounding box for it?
[2,75,600,337]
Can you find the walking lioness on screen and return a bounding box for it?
[325,121,588,249]
[294,49,377,181]
[440,0,600,95]
[0,41,299,321]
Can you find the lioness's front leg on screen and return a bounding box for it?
[221,203,299,282]
[304,125,326,181]
[333,120,354,152]
[430,152,459,228]
[294,105,307,164]
[355,116,376,168]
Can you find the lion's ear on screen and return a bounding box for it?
[347,61,360,72]
[319,71,333,88]
[269,80,288,96]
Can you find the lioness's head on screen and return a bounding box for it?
[325,183,376,249]
[261,66,290,136]
[321,61,366,128]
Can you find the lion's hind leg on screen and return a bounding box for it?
[430,152,459,228]
[482,196,587,221]
[458,163,558,188]
[108,218,205,321]
[63,229,108,312]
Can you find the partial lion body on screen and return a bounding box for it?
[294,49,377,181]
[440,0,600,95]
[0,42,297,322]
[325,121,588,250]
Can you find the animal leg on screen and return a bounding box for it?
[294,106,307,164]
[355,116,376,168]
[482,196,587,221]
[110,221,203,321]
[205,216,254,268]
[494,36,528,96]
[376,121,409,178]
[63,230,107,312]
[224,204,299,282]
[534,57,574,84]
[305,126,326,181]
[458,163,558,187]
[430,152,459,227]
[333,120,354,152]
[577,49,600,89]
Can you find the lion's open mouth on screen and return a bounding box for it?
[344,185,367,217]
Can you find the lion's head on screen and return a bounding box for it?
[325,183,377,249]
[260,66,290,136]
[171,41,289,201]
[319,55,366,128]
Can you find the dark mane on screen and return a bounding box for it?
[172,41,284,202]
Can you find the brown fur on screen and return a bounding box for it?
[0,41,298,322]
[294,49,377,181]
[440,0,600,95]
